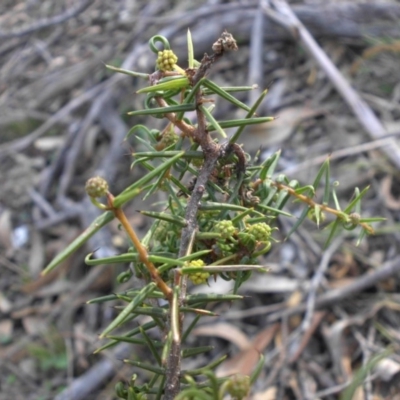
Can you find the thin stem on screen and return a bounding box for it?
[108,194,172,300]
[253,179,374,234]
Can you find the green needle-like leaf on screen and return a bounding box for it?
[88,290,165,304]
[200,105,227,138]
[182,346,214,358]
[124,359,166,375]
[137,76,189,93]
[182,315,201,342]
[323,158,331,204]
[312,158,330,191]
[230,88,270,144]
[103,336,161,347]
[127,103,195,116]
[182,264,266,274]
[259,150,281,180]
[324,218,341,248]
[343,186,370,214]
[140,211,181,227]
[187,29,194,69]
[203,85,257,95]
[94,321,158,354]
[113,151,184,207]
[257,203,293,217]
[332,181,341,210]
[294,185,315,197]
[140,326,162,365]
[99,283,157,338]
[359,217,386,223]
[202,79,252,112]
[133,150,203,160]
[42,211,115,275]
[207,116,274,131]
[356,229,367,246]
[250,353,265,384]
[85,252,138,266]
[105,64,149,79]
[285,206,311,240]
[199,202,264,216]
[184,355,227,376]
[186,293,242,305]
[171,286,180,343]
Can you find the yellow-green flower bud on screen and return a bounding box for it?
[226,374,250,400]
[156,49,178,72]
[349,212,361,224]
[85,176,108,198]
[214,220,236,239]
[157,127,178,150]
[187,259,209,285]
[246,222,271,242]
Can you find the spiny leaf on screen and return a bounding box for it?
[42,211,115,275]
[124,359,166,375]
[127,103,195,116]
[99,283,157,338]
[113,151,184,207]
[343,186,370,214]
[202,79,252,112]
[187,29,194,69]
[137,76,189,93]
[93,321,158,354]
[230,88,270,144]
[200,105,227,138]
[207,116,274,131]
[105,64,149,79]
[259,150,281,180]
[285,206,311,240]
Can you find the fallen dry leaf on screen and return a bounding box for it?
[193,322,251,350]
[216,323,279,377]
[252,387,277,400]
[243,106,325,150]
[381,175,400,210]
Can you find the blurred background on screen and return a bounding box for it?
[1,1,400,399]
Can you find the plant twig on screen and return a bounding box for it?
[164,32,237,400]
[109,195,172,300]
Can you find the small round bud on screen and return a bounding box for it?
[156,49,178,71]
[85,176,108,198]
[349,213,361,224]
[187,259,210,285]
[156,127,178,150]
[246,222,272,242]
[214,220,236,239]
[226,374,250,400]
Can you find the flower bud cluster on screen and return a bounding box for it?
[157,127,179,150]
[187,259,209,285]
[226,374,250,399]
[214,220,236,239]
[245,222,271,242]
[156,49,178,71]
[85,176,108,198]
